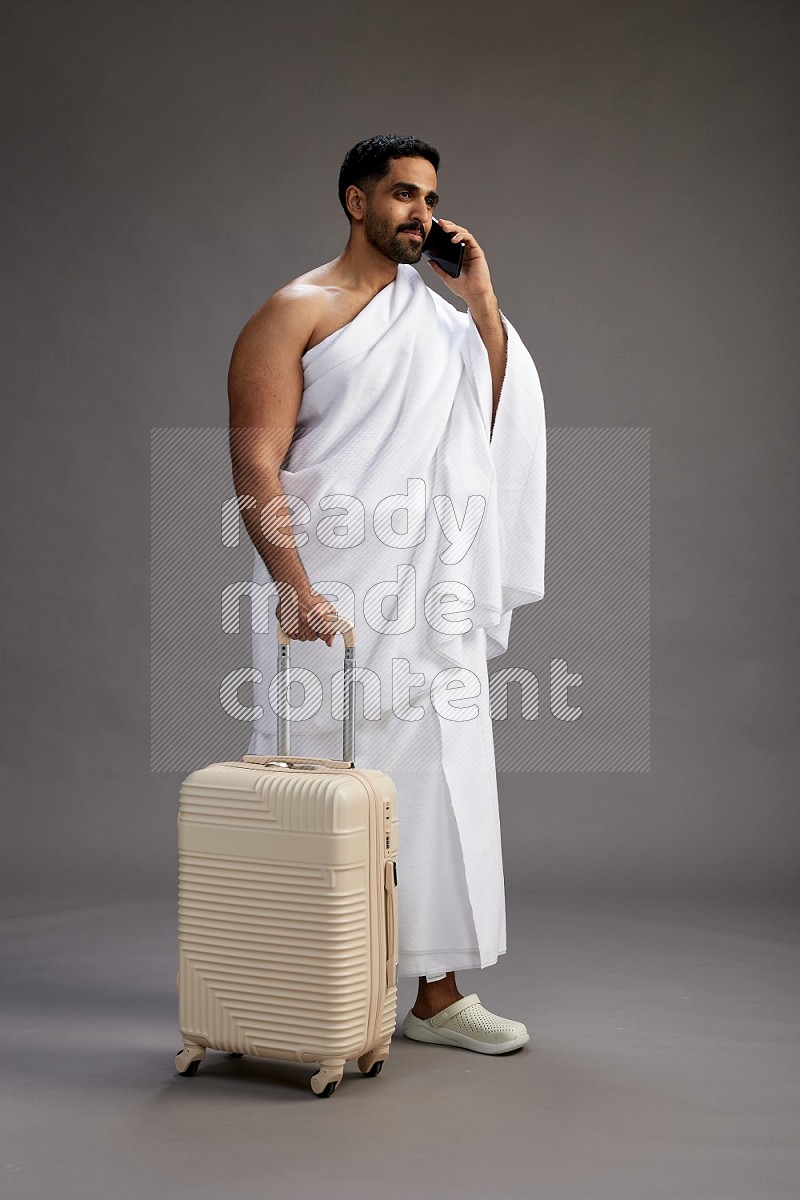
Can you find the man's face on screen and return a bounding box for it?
[361,156,440,264]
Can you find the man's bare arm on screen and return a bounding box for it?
[227,287,337,644]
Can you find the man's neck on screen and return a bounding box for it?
[333,234,400,294]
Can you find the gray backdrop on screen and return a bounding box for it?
[3,0,798,908]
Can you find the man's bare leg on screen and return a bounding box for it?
[412,972,463,1019]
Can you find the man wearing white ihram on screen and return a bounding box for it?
[228,135,546,1055]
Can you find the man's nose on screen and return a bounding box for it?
[408,199,428,226]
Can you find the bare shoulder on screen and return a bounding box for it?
[231,276,328,365]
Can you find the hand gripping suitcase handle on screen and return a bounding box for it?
[276,615,356,650]
[266,614,357,764]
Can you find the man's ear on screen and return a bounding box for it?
[346,185,366,222]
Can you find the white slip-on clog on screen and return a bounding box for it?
[402,993,530,1055]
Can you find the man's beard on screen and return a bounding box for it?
[363,209,424,264]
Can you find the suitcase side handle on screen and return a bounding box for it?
[385,859,398,989]
[273,615,357,764]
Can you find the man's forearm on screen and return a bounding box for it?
[233,463,312,602]
[469,292,507,436]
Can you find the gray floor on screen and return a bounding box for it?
[2,894,798,1200]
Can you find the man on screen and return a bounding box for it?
[228,135,546,1055]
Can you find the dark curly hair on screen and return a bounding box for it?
[338,134,440,221]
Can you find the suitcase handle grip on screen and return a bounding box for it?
[274,615,357,763]
[242,754,353,771]
[276,614,356,649]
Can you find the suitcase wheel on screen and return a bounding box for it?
[310,1059,345,1097]
[357,1045,389,1076]
[175,1044,206,1076]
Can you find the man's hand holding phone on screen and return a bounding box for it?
[424,218,496,311]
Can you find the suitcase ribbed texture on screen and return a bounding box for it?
[177,763,398,1065]
[179,855,371,1056]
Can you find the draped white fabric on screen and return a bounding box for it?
[246,262,546,976]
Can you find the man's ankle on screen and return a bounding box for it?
[412,974,463,1018]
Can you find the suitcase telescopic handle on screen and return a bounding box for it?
[266,614,357,765]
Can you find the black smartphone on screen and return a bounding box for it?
[421,217,465,279]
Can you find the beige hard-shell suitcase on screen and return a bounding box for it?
[174,617,399,1098]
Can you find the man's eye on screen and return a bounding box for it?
[397,191,409,198]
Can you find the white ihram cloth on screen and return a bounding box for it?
[246,262,546,978]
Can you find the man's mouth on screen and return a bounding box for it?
[401,228,424,240]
